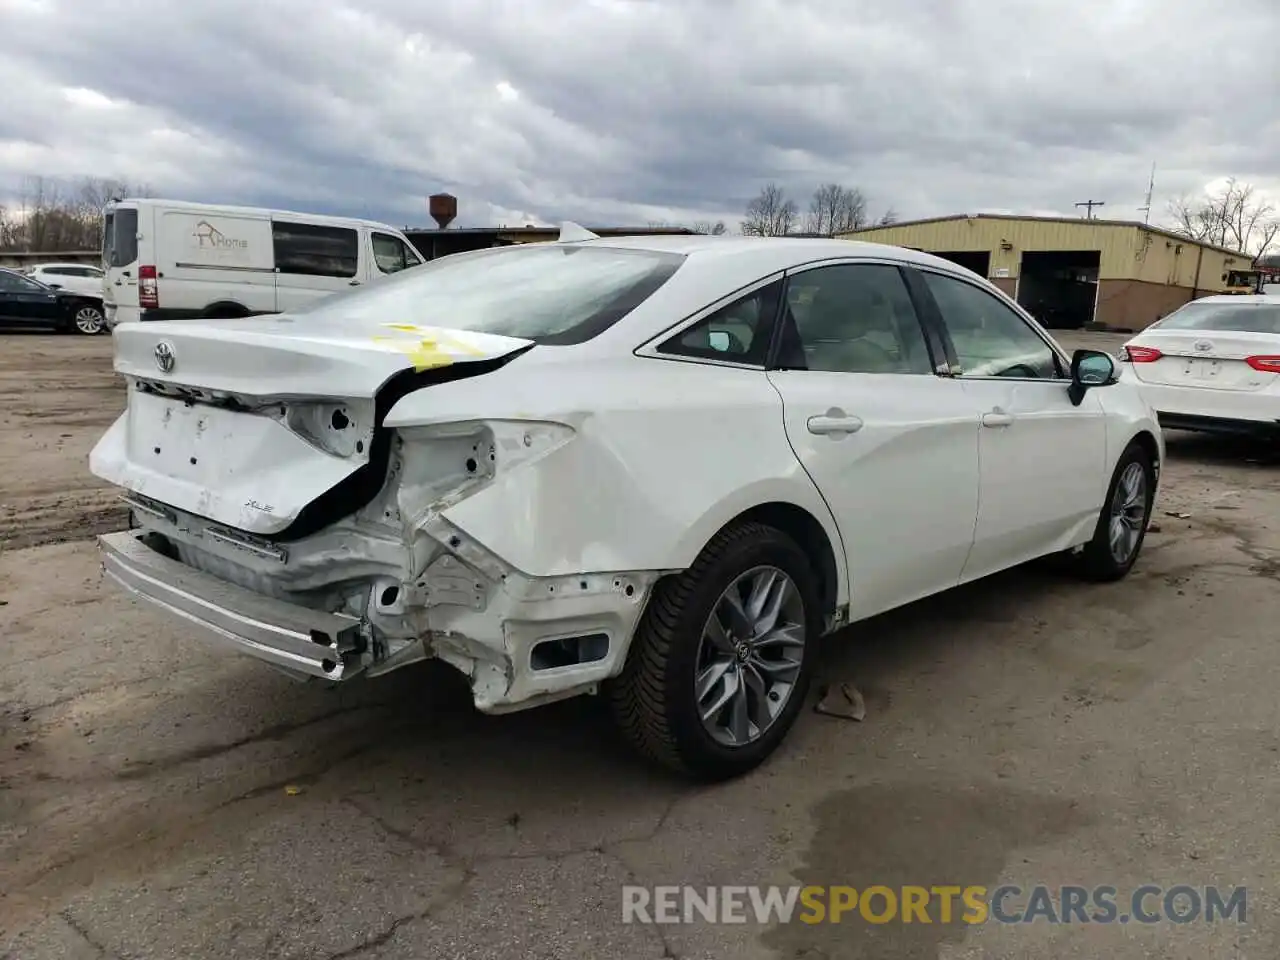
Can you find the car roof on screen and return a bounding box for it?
[1186,294,1280,305]
[32,262,100,270]
[559,233,973,277]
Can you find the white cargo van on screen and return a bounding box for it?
[101,199,426,328]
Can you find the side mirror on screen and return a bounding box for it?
[1067,349,1118,406]
[46,282,62,290]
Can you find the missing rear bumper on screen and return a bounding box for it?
[98,530,366,681]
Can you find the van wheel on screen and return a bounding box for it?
[202,304,249,319]
[608,521,821,781]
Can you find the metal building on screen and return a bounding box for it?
[841,214,1251,331]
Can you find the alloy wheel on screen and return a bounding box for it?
[694,565,807,747]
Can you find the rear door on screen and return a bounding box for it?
[272,220,362,311]
[103,204,141,325]
[765,260,981,620]
[911,267,1108,579]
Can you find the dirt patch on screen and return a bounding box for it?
[0,332,125,551]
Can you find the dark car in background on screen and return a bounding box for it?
[0,266,107,334]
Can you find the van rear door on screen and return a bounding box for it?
[102,204,141,326]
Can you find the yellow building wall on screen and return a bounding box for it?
[843,218,1245,291]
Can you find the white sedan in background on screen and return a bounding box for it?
[89,230,1162,780]
[1118,294,1280,438]
[24,262,106,299]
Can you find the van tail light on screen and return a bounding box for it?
[138,265,159,309]
[1245,355,1280,373]
[1121,345,1162,363]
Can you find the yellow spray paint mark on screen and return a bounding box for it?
[373,325,488,372]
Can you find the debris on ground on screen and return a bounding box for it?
[1147,521,1163,533]
[815,683,867,721]
[1164,511,1192,520]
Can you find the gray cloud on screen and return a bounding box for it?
[1,0,1277,231]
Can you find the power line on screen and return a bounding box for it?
[1075,200,1106,219]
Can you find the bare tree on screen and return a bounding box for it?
[877,207,899,226]
[805,183,869,236]
[741,183,798,236]
[689,220,727,235]
[0,175,151,252]
[1168,178,1278,257]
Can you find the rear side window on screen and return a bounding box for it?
[1154,302,1280,334]
[371,232,423,275]
[105,208,139,268]
[658,280,782,365]
[291,244,685,344]
[273,222,359,278]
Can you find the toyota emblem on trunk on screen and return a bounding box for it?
[1194,340,1213,353]
[154,341,176,373]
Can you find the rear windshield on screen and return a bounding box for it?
[1155,302,1280,335]
[291,244,686,344]
[103,207,139,268]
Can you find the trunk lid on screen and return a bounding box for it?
[1125,329,1280,391]
[111,314,534,398]
[91,317,534,536]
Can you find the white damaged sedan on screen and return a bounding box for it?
[90,228,1163,779]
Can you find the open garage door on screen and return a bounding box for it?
[1016,250,1100,329]
[930,251,990,279]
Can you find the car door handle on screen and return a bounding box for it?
[981,408,1015,428]
[348,280,362,286]
[806,412,864,437]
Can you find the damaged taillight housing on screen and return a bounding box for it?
[282,400,374,458]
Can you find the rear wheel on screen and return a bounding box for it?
[608,521,821,781]
[1072,442,1156,582]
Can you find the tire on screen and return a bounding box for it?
[1072,442,1156,582]
[71,303,105,335]
[608,521,822,781]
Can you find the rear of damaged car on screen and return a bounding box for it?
[90,240,841,780]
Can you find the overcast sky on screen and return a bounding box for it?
[1,0,1277,231]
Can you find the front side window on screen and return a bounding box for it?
[273,222,359,278]
[921,270,1062,379]
[371,232,422,275]
[657,280,782,365]
[292,244,685,344]
[0,272,44,294]
[776,263,934,374]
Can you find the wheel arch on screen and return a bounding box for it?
[695,500,844,625]
[202,300,251,319]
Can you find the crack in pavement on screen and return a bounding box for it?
[59,910,119,960]
[335,793,686,959]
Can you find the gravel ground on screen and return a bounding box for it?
[1,328,1278,960]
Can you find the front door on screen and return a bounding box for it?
[0,271,62,325]
[766,261,981,621]
[911,268,1109,580]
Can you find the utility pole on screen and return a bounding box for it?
[1075,200,1106,219]
[1137,163,1156,224]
